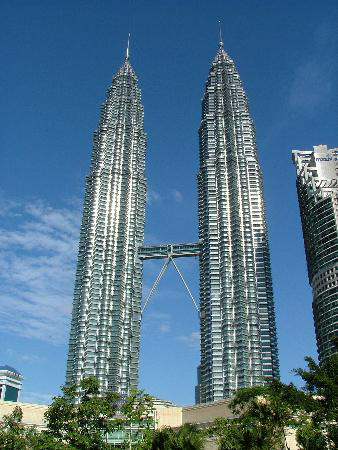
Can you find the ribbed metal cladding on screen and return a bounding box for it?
[66,56,146,396]
[197,42,279,402]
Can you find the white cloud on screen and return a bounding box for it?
[20,391,54,405]
[20,354,46,364]
[146,311,171,321]
[177,331,200,349]
[141,310,172,335]
[146,189,161,204]
[0,198,80,344]
[289,22,337,112]
[289,60,334,111]
[172,189,183,203]
[0,195,20,217]
[158,323,170,333]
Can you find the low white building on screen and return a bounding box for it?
[0,397,299,449]
[0,365,23,402]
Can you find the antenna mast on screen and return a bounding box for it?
[218,20,223,44]
[126,32,130,60]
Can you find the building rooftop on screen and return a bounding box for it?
[0,365,21,376]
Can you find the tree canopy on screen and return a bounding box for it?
[1,347,337,449]
[208,345,338,450]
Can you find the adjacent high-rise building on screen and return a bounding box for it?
[197,41,279,402]
[66,50,147,396]
[292,145,338,362]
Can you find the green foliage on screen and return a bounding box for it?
[296,422,328,450]
[0,379,156,450]
[294,355,338,422]
[208,412,287,450]
[2,350,337,450]
[142,423,204,450]
[207,417,242,450]
[227,380,304,450]
[119,390,154,448]
[293,348,338,449]
[208,349,338,450]
[0,406,65,450]
[44,376,120,449]
[174,423,204,450]
[0,406,36,450]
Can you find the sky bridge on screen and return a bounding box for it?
[138,242,201,260]
[138,242,201,316]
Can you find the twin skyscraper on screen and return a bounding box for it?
[66,39,279,403]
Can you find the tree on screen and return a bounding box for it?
[227,380,305,450]
[292,342,338,449]
[44,376,120,449]
[0,406,65,450]
[140,423,204,450]
[207,417,242,450]
[0,406,37,450]
[207,346,338,450]
[174,423,205,450]
[119,390,154,449]
[0,378,156,450]
[296,421,328,450]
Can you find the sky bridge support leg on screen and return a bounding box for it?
[170,258,200,313]
[141,257,199,318]
[141,258,171,317]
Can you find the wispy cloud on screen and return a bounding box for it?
[177,331,200,349]
[172,189,183,203]
[141,310,172,335]
[20,391,54,405]
[20,354,46,364]
[0,198,80,344]
[158,323,170,333]
[5,348,46,364]
[143,232,163,245]
[289,22,338,112]
[0,195,21,217]
[146,189,161,204]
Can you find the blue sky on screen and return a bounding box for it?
[0,0,337,405]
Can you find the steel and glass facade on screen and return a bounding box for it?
[66,55,147,395]
[292,145,338,362]
[66,42,280,401]
[197,42,279,402]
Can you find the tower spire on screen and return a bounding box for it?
[126,33,130,60]
[218,20,223,46]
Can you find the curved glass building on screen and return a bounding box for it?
[292,145,338,362]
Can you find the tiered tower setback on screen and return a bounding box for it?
[197,42,279,402]
[66,41,280,402]
[66,53,147,396]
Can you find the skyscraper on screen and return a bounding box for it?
[197,41,279,402]
[292,145,338,362]
[66,48,147,396]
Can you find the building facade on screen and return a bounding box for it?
[0,365,23,402]
[292,145,338,362]
[66,52,147,395]
[197,42,279,402]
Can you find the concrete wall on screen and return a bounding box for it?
[155,405,182,429]
[0,401,48,430]
[182,399,234,427]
